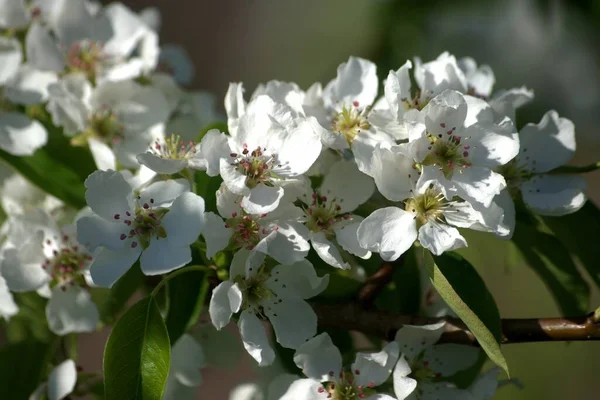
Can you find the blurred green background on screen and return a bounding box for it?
[104,0,600,398]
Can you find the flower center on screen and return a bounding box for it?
[42,234,92,289]
[400,91,430,111]
[114,196,168,249]
[233,264,275,311]
[404,186,447,226]
[318,370,376,400]
[331,102,370,145]
[421,124,472,179]
[496,160,533,193]
[304,192,350,234]
[152,134,197,161]
[225,211,275,250]
[66,40,106,82]
[229,144,278,189]
[71,107,124,147]
[410,359,442,384]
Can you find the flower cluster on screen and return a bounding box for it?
[0,2,589,399]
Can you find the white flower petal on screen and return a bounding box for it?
[469,368,500,400]
[279,379,323,400]
[2,235,49,292]
[489,86,534,121]
[0,37,22,85]
[169,334,205,387]
[0,112,48,156]
[209,281,237,330]
[46,285,99,335]
[415,52,468,95]
[264,297,317,349]
[140,239,191,275]
[384,60,413,120]
[310,231,348,270]
[136,152,186,174]
[4,64,58,105]
[241,184,284,214]
[84,170,134,221]
[88,138,116,171]
[272,119,323,177]
[266,259,329,299]
[195,129,229,176]
[394,322,446,360]
[202,212,232,258]
[422,90,467,139]
[225,83,246,128]
[370,143,415,202]
[450,167,506,208]
[0,276,18,320]
[421,383,474,400]
[161,192,206,245]
[0,0,29,29]
[220,158,250,195]
[324,56,378,108]
[352,341,399,387]
[238,309,275,366]
[458,57,495,98]
[25,22,64,73]
[357,207,418,262]
[521,175,587,216]
[334,218,372,259]
[293,333,342,381]
[76,214,126,252]
[320,159,374,213]
[464,117,519,168]
[393,355,418,400]
[517,110,576,173]
[89,246,141,288]
[255,222,310,265]
[139,179,190,208]
[418,221,467,255]
[46,74,91,136]
[423,344,480,377]
[47,359,77,400]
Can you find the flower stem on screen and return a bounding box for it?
[552,161,600,174]
[151,265,213,297]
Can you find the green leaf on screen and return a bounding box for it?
[0,148,86,208]
[104,296,171,400]
[541,201,600,291]
[165,270,209,344]
[98,263,144,324]
[0,339,58,399]
[5,292,54,343]
[512,221,589,316]
[196,121,228,141]
[194,173,222,213]
[375,248,421,314]
[424,251,508,375]
[316,271,362,300]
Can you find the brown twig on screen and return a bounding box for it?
[357,256,404,308]
[312,302,600,345]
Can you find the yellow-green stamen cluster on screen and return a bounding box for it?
[332,102,370,145]
[421,123,472,179]
[66,40,106,82]
[317,369,376,399]
[229,144,278,189]
[72,108,124,146]
[304,191,350,235]
[114,196,168,250]
[404,186,447,227]
[42,234,92,290]
[225,210,275,250]
[153,134,197,161]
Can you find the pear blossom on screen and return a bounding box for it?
[204,183,310,264]
[296,159,374,269]
[76,170,205,287]
[163,334,206,400]
[220,95,322,214]
[494,110,587,234]
[303,57,396,174]
[457,57,495,99]
[30,359,77,400]
[0,37,52,156]
[1,211,99,335]
[209,250,328,366]
[288,332,400,400]
[25,1,158,84]
[47,75,170,168]
[358,175,506,259]
[136,129,228,176]
[406,89,519,207]
[393,323,480,400]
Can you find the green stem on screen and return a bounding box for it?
[151,265,212,297]
[552,161,600,174]
[67,334,78,361]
